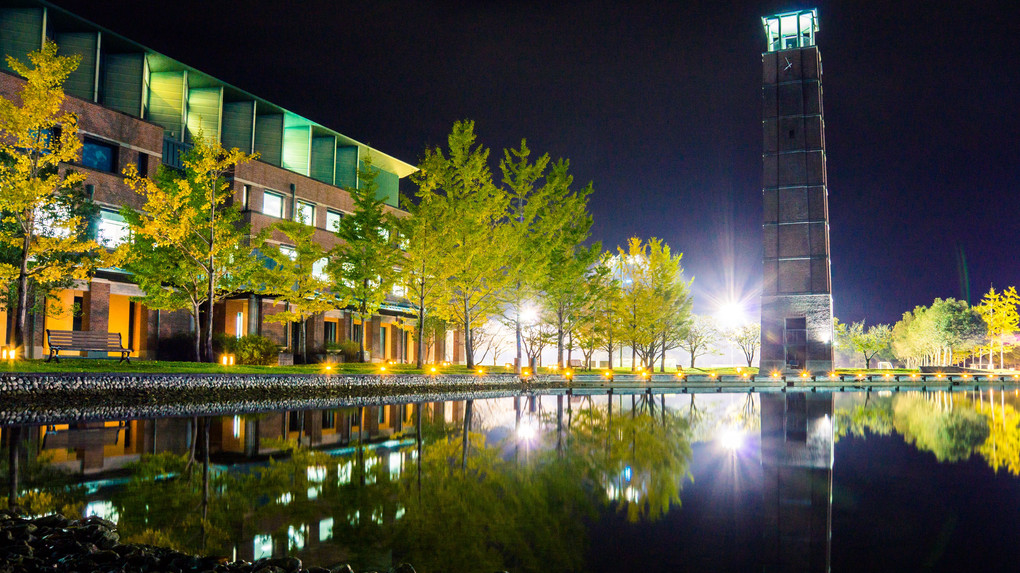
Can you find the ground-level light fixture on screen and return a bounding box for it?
[1,347,15,361]
[521,367,532,378]
[221,354,235,366]
[771,370,781,379]
[800,370,810,378]
[476,368,485,375]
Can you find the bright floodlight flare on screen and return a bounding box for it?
[716,301,748,330]
[518,418,537,441]
[719,426,744,452]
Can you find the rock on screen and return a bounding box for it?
[391,564,417,573]
[331,565,356,573]
[267,556,302,571]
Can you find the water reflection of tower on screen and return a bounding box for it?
[760,393,834,573]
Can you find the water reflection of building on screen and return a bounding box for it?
[760,393,834,573]
[2,401,471,567]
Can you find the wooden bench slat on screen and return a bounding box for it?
[46,329,131,364]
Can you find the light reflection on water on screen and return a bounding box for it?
[1,389,1019,572]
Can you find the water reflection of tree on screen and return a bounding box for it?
[563,399,693,522]
[1,430,85,515]
[835,390,1020,475]
[834,392,894,442]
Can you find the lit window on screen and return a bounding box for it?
[379,227,390,241]
[319,518,334,542]
[279,246,297,261]
[307,466,326,483]
[326,210,344,232]
[262,191,284,218]
[295,200,315,225]
[82,138,117,173]
[287,525,305,551]
[312,257,328,280]
[253,534,273,560]
[338,460,352,485]
[84,500,119,523]
[392,283,405,297]
[97,209,129,247]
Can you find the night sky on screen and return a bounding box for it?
[54,0,1020,325]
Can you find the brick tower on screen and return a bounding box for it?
[759,9,834,375]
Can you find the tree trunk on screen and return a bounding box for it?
[415,302,425,370]
[464,297,474,369]
[300,317,308,364]
[556,308,565,368]
[515,310,522,374]
[461,399,473,470]
[13,228,31,352]
[193,304,202,362]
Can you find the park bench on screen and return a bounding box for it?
[45,329,132,363]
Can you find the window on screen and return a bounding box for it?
[324,321,337,344]
[97,208,129,247]
[312,257,328,280]
[295,200,315,225]
[378,406,386,424]
[289,411,302,432]
[352,323,362,343]
[262,190,284,218]
[235,312,244,339]
[326,209,344,233]
[279,245,297,261]
[137,151,149,176]
[322,410,336,429]
[82,138,117,173]
[241,185,250,210]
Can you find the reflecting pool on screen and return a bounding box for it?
[3,388,1019,572]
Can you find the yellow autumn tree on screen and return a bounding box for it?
[976,286,1020,369]
[0,42,101,352]
[121,133,259,362]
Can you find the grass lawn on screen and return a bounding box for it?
[0,359,525,376]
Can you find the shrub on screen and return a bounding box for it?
[337,339,361,362]
[234,334,280,366]
[212,332,237,355]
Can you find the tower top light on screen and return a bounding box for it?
[762,9,818,52]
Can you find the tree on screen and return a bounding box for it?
[328,155,403,362]
[891,299,984,368]
[401,162,453,368]
[835,319,892,369]
[975,286,1020,369]
[122,133,258,361]
[677,315,718,369]
[615,238,692,370]
[573,254,614,370]
[729,323,761,368]
[420,121,511,369]
[255,221,344,363]
[0,42,102,352]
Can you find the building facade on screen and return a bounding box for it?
[0,1,443,363]
[759,9,834,374]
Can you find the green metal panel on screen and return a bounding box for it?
[362,161,399,207]
[310,136,336,184]
[0,8,43,74]
[282,114,310,176]
[55,32,97,101]
[186,86,222,143]
[254,113,283,166]
[101,53,144,117]
[222,101,255,153]
[335,146,358,190]
[147,70,187,138]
